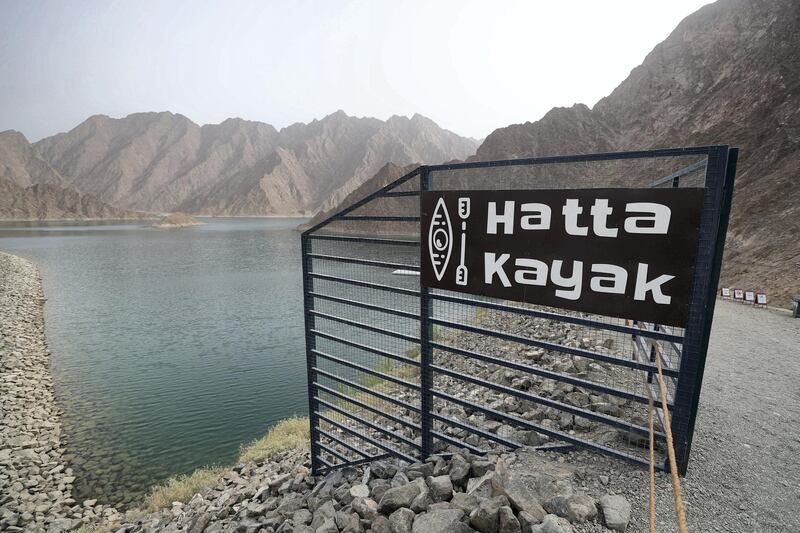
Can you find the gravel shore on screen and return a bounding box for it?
[0,252,120,532]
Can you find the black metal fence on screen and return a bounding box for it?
[301,146,737,476]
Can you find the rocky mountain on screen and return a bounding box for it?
[319,0,799,306]
[0,131,146,220]
[33,111,478,216]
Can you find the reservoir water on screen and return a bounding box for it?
[0,218,311,506]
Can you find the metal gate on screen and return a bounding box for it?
[301,146,737,476]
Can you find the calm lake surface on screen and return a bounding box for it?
[0,218,310,505]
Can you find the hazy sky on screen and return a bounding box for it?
[0,0,711,141]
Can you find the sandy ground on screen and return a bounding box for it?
[681,300,800,532]
[602,300,800,532]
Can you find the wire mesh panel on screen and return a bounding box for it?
[302,147,737,476]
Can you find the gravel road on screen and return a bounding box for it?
[587,300,800,533]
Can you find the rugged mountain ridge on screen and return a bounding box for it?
[0,131,146,220]
[319,0,799,305]
[33,111,478,216]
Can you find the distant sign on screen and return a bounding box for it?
[734,289,744,300]
[756,292,767,305]
[421,188,704,327]
[721,287,731,298]
[745,291,755,303]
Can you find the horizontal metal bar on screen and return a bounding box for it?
[431,363,665,440]
[430,317,679,377]
[378,190,420,197]
[429,292,683,344]
[316,383,418,430]
[431,341,662,407]
[649,159,707,188]
[319,453,392,473]
[317,412,418,464]
[432,389,664,471]
[431,412,522,449]
[318,442,353,464]
[425,146,723,173]
[318,428,371,459]
[311,291,419,320]
[303,167,421,235]
[313,330,421,366]
[337,216,421,222]
[313,350,421,390]
[311,310,420,344]
[308,253,419,271]
[314,367,421,413]
[310,272,420,297]
[316,455,335,469]
[430,430,485,456]
[317,397,422,451]
[309,234,419,247]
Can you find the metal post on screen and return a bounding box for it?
[670,147,737,475]
[419,167,434,458]
[301,233,322,474]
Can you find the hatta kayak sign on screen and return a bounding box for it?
[421,188,705,328]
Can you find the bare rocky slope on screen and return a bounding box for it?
[0,131,147,220]
[315,0,800,306]
[33,111,478,217]
[472,0,799,306]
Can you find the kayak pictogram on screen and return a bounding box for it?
[428,197,453,281]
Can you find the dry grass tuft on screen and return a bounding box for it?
[143,466,225,511]
[238,416,310,464]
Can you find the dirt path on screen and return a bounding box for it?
[541,300,800,532]
[680,300,800,532]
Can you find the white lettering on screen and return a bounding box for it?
[562,199,588,236]
[520,203,551,230]
[551,260,583,300]
[487,201,515,235]
[634,263,673,304]
[590,199,618,238]
[590,264,627,294]
[514,258,548,285]
[485,253,512,287]
[624,203,671,234]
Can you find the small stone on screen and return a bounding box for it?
[427,475,454,503]
[498,506,521,533]
[529,514,572,533]
[518,511,541,533]
[600,494,631,532]
[379,483,421,514]
[294,509,313,525]
[316,517,339,533]
[83,499,97,507]
[350,484,370,499]
[352,497,379,520]
[467,472,495,498]
[450,492,479,513]
[389,507,415,533]
[449,454,471,487]
[372,514,392,533]
[412,509,467,533]
[470,496,509,533]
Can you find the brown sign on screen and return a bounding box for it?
[421,188,705,327]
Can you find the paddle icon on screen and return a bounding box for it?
[455,197,470,286]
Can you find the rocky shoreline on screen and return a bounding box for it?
[0,252,121,532]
